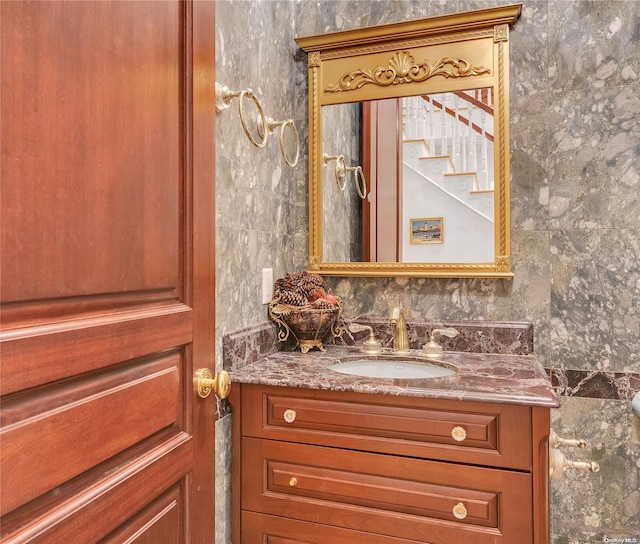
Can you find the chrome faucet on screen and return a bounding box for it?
[389,307,410,353]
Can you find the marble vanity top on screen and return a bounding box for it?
[229,346,560,408]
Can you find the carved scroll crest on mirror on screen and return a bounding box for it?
[296,4,522,278]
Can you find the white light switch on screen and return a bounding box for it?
[262,268,273,304]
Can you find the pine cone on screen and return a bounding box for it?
[277,289,308,307]
[308,288,327,303]
[274,273,296,292]
[313,299,336,310]
[273,271,327,307]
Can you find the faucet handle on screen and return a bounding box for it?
[432,327,460,339]
[349,324,382,354]
[348,323,369,334]
[422,328,459,359]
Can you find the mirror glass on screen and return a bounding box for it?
[322,87,496,264]
[296,4,522,277]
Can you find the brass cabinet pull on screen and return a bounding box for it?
[453,502,468,519]
[451,426,467,442]
[194,368,231,400]
[283,409,297,423]
[289,477,298,487]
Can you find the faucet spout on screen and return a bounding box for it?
[390,307,410,354]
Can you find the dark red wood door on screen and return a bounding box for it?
[0,1,217,542]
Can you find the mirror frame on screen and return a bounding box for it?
[296,4,522,278]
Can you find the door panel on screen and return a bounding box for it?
[0,0,181,303]
[100,488,183,544]
[1,305,192,396]
[0,1,216,542]
[1,353,181,515]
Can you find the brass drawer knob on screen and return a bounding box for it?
[451,426,467,442]
[283,409,297,423]
[453,502,468,519]
[289,477,298,487]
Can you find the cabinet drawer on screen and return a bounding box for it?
[243,511,427,544]
[241,385,532,470]
[242,437,533,544]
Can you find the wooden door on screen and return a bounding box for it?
[0,1,218,542]
[362,99,402,262]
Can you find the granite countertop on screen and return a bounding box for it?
[229,345,560,408]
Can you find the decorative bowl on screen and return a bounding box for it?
[268,300,342,353]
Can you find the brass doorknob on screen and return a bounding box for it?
[194,368,231,400]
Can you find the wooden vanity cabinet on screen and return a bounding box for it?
[231,384,551,544]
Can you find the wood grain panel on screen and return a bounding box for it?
[242,384,532,470]
[268,461,496,526]
[0,0,182,303]
[532,407,552,544]
[0,304,191,395]
[100,487,182,544]
[1,1,217,540]
[1,432,192,544]
[1,289,180,330]
[243,512,432,544]
[1,354,181,515]
[242,437,533,543]
[267,395,496,446]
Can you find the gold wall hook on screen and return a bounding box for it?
[564,459,600,473]
[549,429,587,449]
[549,444,600,479]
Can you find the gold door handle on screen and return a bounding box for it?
[194,368,231,400]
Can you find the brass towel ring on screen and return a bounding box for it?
[215,83,267,148]
[279,119,300,167]
[351,165,367,199]
[238,90,268,148]
[323,154,347,191]
[261,117,300,167]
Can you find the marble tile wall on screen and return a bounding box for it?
[322,103,363,262]
[215,1,640,543]
[214,2,305,541]
[214,0,307,370]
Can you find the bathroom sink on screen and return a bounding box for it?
[328,359,456,379]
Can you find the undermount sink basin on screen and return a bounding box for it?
[328,359,456,379]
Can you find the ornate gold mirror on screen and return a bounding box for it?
[295,4,522,277]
